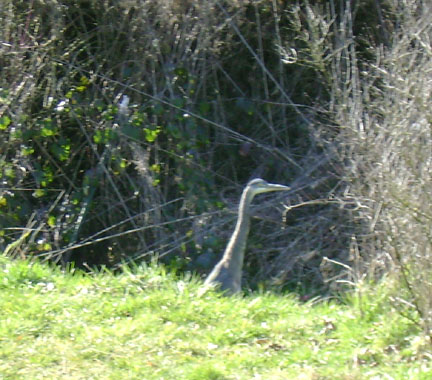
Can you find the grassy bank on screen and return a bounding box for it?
[0,254,430,379]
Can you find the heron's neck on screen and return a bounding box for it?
[222,190,254,267]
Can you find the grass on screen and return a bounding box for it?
[0,254,430,380]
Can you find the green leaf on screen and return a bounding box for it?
[40,118,57,137]
[21,146,35,156]
[4,165,15,178]
[93,131,102,144]
[50,140,71,161]
[0,116,11,130]
[150,164,160,173]
[0,196,7,207]
[37,242,52,251]
[41,128,55,137]
[47,215,56,227]
[119,159,128,169]
[80,76,90,85]
[144,126,161,143]
[33,189,46,198]
[93,129,114,144]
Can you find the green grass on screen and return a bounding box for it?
[0,254,430,379]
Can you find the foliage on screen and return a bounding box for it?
[323,0,432,335]
[0,254,430,379]
[0,0,343,283]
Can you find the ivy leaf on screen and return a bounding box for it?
[50,139,71,161]
[0,196,7,207]
[33,189,46,198]
[144,126,161,143]
[0,116,11,130]
[47,215,56,227]
[40,118,57,137]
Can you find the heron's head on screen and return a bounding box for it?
[247,178,290,197]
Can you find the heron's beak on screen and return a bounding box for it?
[260,183,291,193]
[264,183,290,192]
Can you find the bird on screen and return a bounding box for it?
[201,178,290,295]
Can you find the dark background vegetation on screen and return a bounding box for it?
[1,0,431,333]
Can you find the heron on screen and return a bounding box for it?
[201,178,289,295]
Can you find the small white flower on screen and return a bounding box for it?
[55,100,68,112]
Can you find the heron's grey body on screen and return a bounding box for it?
[202,178,289,294]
